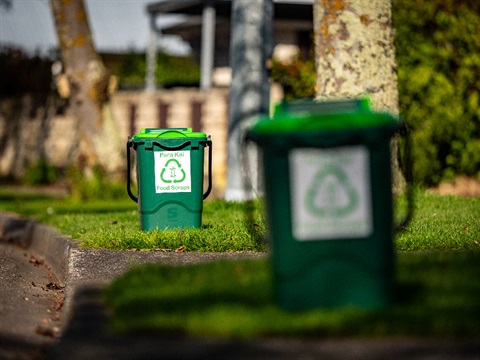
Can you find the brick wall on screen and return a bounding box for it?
[113,88,230,198]
[0,86,282,198]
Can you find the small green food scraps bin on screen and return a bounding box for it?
[127,128,212,231]
[247,99,402,311]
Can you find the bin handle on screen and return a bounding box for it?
[203,138,213,200]
[146,141,192,151]
[395,123,414,232]
[126,137,138,203]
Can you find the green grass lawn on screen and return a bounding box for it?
[0,188,478,252]
[0,190,266,252]
[104,251,480,339]
[1,187,479,338]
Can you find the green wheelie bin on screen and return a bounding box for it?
[127,128,212,231]
[247,99,406,311]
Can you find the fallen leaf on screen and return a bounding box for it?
[475,240,479,245]
[464,226,470,231]
[29,256,44,266]
[56,298,64,310]
[46,283,64,291]
[175,245,185,253]
[36,326,56,337]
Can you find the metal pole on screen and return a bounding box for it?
[145,14,158,92]
[225,0,273,201]
[200,0,216,91]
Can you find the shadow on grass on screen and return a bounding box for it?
[104,252,480,338]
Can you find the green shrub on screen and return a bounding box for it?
[23,160,58,185]
[116,51,200,89]
[67,165,126,201]
[270,3,480,187]
[270,57,316,100]
[115,52,146,88]
[394,0,480,186]
[0,48,53,97]
[155,52,200,87]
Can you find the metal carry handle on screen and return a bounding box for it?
[203,138,213,199]
[126,137,138,203]
[126,137,213,203]
[395,123,414,232]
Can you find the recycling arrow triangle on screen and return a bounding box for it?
[305,163,359,217]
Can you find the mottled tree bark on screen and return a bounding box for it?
[314,0,405,193]
[49,0,121,177]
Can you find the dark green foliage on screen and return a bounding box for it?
[115,52,146,88]
[22,160,58,185]
[393,0,480,186]
[270,57,316,100]
[271,3,480,187]
[155,52,200,88]
[0,47,53,97]
[116,51,200,89]
[67,165,126,201]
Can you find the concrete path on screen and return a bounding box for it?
[0,243,62,360]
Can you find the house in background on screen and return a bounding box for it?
[146,0,314,90]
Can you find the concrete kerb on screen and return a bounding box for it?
[0,212,267,331]
[0,212,76,327]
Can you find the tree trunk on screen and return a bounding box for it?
[313,0,405,193]
[49,0,121,178]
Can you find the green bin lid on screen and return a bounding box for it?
[132,128,206,139]
[251,99,400,135]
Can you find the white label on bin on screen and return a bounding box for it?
[154,151,192,193]
[289,146,373,241]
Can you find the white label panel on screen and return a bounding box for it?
[289,146,373,240]
[154,151,192,193]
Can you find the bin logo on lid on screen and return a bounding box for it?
[289,146,372,241]
[154,151,192,193]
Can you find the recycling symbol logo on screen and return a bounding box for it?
[154,151,191,193]
[289,146,373,240]
[160,159,186,184]
[305,163,359,217]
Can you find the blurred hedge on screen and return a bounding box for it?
[270,57,316,100]
[393,0,480,186]
[116,51,200,89]
[0,47,53,97]
[270,1,480,187]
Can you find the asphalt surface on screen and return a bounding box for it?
[1,212,479,360]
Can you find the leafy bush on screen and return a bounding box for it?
[67,165,126,201]
[270,3,480,187]
[0,47,53,97]
[155,52,200,87]
[22,160,59,185]
[116,51,200,89]
[270,57,316,99]
[393,0,480,186]
[115,52,145,88]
